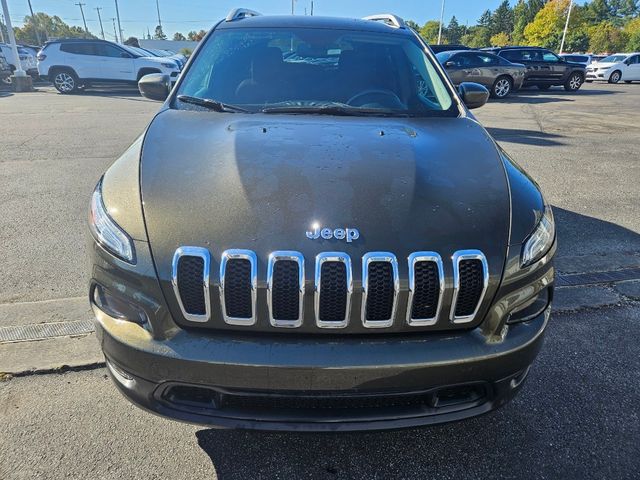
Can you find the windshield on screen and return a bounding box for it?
[599,55,627,63]
[120,45,142,58]
[176,27,455,116]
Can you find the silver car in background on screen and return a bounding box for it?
[437,50,525,99]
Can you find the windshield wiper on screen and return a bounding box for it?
[260,105,408,117]
[177,95,251,113]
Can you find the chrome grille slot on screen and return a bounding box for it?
[407,252,444,326]
[450,250,489,324]
[267,251,305,328]
[171,247,211,323]
[220,250,257,326]
[362,252,399,328]
[315,253,352,328]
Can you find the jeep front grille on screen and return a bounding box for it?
[315,253,352,328]
[220,250,257,326]
[171,248,489,330]
[171,247,211,323]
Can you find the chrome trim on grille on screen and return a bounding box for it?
[406,252,444,326]
[361,252,399,328]
[171,246,211,323]
[219,249,257,326]
[450,250,489,324]
[267,251,305,328]
[314,252,353,329]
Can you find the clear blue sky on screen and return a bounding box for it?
[6,0,509,41]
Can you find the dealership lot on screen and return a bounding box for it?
[1,83,639,479]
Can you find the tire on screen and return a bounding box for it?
[51,68,79,94]
[136,68,161,82]
[537,84,551,90]
[1,75,11,85]
[491,76,513,99]
[564,72,583,91]
[608,70,621,84]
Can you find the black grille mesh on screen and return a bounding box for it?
[455,259,484,317]
[177,256,206,315]
[319,261,347,321]
[410,261,440,319]
[224,259,252,318]
[271,260,300,320]
[365,262,394,321]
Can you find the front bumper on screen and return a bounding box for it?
[95,303,550,431]
[586,70,608,80]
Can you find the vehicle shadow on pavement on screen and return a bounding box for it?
[486,127,564,146]
[503,87,620,105]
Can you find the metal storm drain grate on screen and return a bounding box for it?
[0,320,95,344]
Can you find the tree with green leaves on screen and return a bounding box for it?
[461,26,492,48]
[12,12,93,44]
[589,20,629,51]
[124,37,140,47]
[491,0,514,36]
[420,20,442,44]
[405,20,420,31]
[625,16,640,50]
[153,25,167,40]
[490,32,511,46]
[446,16,465,44]
[173,32,186,41]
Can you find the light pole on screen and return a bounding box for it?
[1,0,30,90]
[437,0,446,45]
[95,7,105,39]
[559,0,573,54]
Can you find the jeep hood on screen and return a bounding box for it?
[141,109,510,287]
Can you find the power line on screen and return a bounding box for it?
[75,2,88,35]
[95,7,105,40]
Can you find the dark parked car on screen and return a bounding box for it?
[0,50,11,84]
[437,50,526,98]
[89,10,556,432]
[483,46,585,91]
[429,43,472,54]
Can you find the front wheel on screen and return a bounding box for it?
[52,70,79,94]
[0,75,11,86]
[608,70,621,84]
[564,73,583,91]
[491,76,513,98]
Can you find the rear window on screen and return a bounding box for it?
[60,43,96,55]
[177,27,456,117]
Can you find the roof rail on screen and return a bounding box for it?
[225,8,261,22]
[362,14,406,29]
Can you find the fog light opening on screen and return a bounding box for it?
[106,359,136,389]
[92,284,147,324]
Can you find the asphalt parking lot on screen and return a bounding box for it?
[1,82,639,479]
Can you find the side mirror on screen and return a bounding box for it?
[445,61,456,68]
[458,82,489,109]
[138,73,170,101]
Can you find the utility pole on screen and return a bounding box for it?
[437,0,446,45]
[95,7,105,40]
[155,0,162,30]
[559,0,573,54]
[291,0,295,15]
[310,1,314,16]
[75,3,88,36]
[111,17,118,42]
[27,0,42,45]
[114,0,123,43]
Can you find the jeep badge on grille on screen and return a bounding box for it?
[306,224,360,242]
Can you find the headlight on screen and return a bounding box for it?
[161,62,176,69]
[521,205,555,267]
[89,178,135,263]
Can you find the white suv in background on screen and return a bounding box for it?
[585,53,640,84]
[0,43,38,85]
[37,39,180,93]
